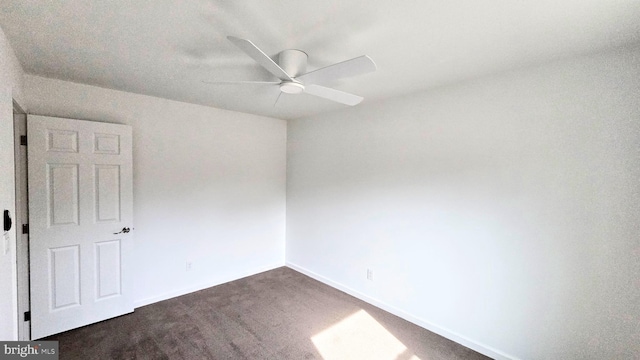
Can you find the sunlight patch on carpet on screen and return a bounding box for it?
[311,309,421,360]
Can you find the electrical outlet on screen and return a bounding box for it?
[186,261,193,272]
[367,268,374,281]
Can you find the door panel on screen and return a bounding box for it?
[48,164,80,226]
[95,165,121,222]
[49,245,80,309]
[95,239,122,299]
[28,115,133,339]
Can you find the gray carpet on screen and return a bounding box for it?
[45,267,491,359]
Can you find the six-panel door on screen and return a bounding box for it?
[28,115,133,339]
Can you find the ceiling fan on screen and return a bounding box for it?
[203,36,377,106]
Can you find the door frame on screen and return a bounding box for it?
[13,101,30,341]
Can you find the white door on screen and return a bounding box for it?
[28,115,134,339]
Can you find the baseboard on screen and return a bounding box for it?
[133,262,284,308]
[286,261,519,360]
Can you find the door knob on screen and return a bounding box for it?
[113,227,132,234]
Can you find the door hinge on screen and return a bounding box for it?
[20,135,27,146]
[24,311,30,322]
[22,224,29,234]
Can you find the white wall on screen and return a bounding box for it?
[286,45,640,360]
[24,75,287,306]
[0,25,25,340]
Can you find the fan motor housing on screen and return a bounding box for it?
[278,49,307,77]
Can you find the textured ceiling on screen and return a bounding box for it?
[1,1,639,120]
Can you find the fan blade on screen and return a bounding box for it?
[304,84,363,106]
[296,55,376,85]
[227,36,294,81]
[202,80,280,85]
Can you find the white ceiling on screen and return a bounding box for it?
[1,1,639,120]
